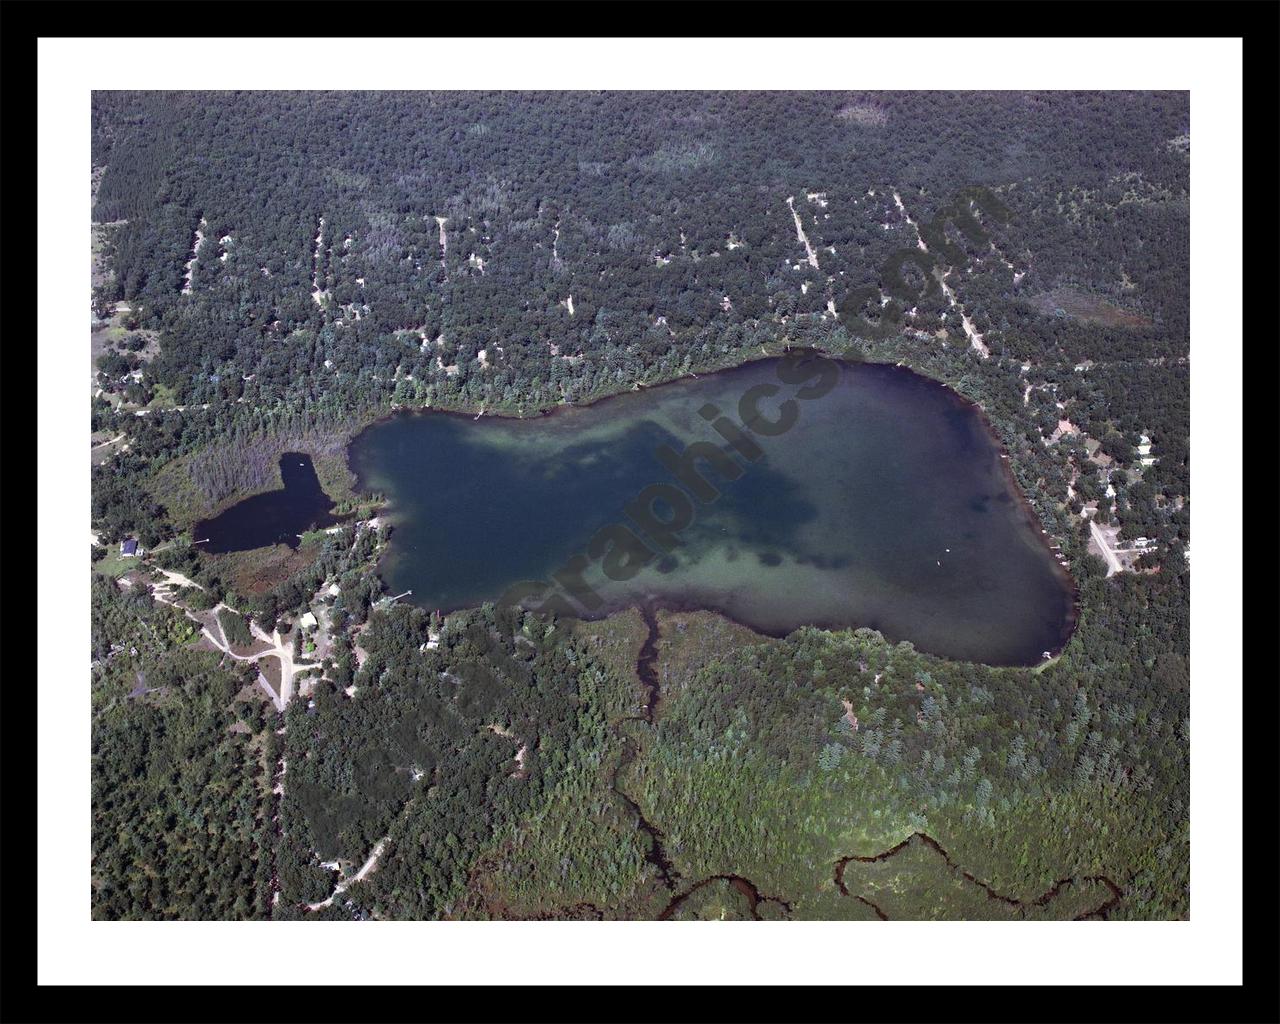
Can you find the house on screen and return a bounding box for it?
[120,538,139,557]
[299,611,318,631]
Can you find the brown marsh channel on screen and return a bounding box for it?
[348,355,1076,665]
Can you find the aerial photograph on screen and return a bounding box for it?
[88,90,1190,922]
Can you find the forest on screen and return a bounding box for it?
[91,576,274,919]
[90,91,1189,556]
[89,91,1190,920]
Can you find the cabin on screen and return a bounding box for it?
[119,538,139,557]
[299,611,318,631]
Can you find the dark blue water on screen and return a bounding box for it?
[193,453,340,553]
[346,357,1076,665]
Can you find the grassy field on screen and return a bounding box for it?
[146,382,181,411]
[93,549,143,580]
[1026,288,1153,328]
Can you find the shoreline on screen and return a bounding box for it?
[199,349,1079,669]
[347,352,1079,669]
[374,589,1071,671]
[910,363,1082,658]
[345,339,805,436]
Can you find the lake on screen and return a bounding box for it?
[346,355,1076,665]
[193,453,341,553]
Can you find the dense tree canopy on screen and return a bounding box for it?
[90,91,1190,920]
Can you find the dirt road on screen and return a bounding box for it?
[306,839,387,911]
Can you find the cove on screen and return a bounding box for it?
[347,357,1076,666]
[194,453,340,553]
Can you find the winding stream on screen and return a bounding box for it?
[658,874,794,921]
[608,607,792,919]
[609,605,679,889]
[834,831,1124,920]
